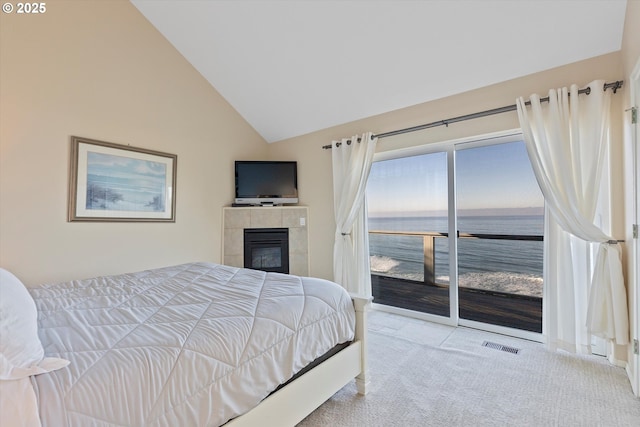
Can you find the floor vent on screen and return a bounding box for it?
[482,341,520,354]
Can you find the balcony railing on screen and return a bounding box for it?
[368,229,543,332]
[369,229,542,286]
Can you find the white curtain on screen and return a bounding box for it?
[332,132,378,296]
[516,80,629,353]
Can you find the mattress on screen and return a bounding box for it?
[28,262,356,426]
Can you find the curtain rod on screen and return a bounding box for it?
[322,80,624,149]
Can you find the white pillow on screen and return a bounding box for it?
[0,268,69,380]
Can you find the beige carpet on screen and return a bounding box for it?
[298,312,640,426]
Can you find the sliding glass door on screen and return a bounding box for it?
[367,150,453,319]
[455,141,543,333]
[366,133,544,336]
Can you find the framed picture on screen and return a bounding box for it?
[68,136,177,222]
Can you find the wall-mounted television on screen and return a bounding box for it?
[234,161,298,206]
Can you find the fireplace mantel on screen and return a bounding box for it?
[222,206,309,276]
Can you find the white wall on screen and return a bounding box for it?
[0,0,268,285]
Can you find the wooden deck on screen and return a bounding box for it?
[371,274,542,333]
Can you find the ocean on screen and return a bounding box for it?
[368,215,543,297]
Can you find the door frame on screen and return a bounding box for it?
[453,134,543,342]
[628,57,640,397]
[371,129,543,342]
[372,141,459,328]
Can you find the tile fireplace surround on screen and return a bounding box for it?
[222,206,309,276]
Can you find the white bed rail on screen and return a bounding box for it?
[227,295,372,427]
[351,294,373,395]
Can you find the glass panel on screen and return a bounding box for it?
[367,152,450,317]
[456,141,543,332]
[251,247,281,269]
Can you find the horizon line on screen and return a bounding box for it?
[369,207,544,218]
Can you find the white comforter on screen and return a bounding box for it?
[28,262,356,426]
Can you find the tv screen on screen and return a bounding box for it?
[234,161,298,205]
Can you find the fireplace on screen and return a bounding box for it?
[244,228,289,273]
[223,207,309,276]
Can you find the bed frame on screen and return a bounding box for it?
[227,295,372,427]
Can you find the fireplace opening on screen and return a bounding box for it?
[244,228,289,273]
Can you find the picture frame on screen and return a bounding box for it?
[68,136,177,222]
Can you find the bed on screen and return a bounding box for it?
[0,262,371,427]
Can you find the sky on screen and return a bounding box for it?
[87,152,167,209]
[367,141,544,217]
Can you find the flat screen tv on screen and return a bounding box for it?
[234,161,298,206]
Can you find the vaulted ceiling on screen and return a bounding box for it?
[131,0,628,143]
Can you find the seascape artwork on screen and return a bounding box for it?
[85,151,167,212]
